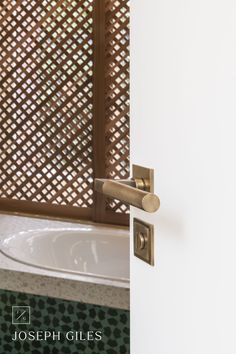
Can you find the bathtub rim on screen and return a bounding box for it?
[0,210,129,230]
[0,212,130,289]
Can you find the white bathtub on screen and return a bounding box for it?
[0,215,129,284]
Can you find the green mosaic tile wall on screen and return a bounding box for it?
[0,289,130,354]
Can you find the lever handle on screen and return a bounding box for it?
[95,179,160,213]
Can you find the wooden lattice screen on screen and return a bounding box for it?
[0,0,129,225]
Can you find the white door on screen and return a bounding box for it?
[130,1,236,353]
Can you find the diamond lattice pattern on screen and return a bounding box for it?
[0,0,94,207]
[105,0,130,214]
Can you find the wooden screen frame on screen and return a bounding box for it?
[0,0,129,226]
[93,0,129,226]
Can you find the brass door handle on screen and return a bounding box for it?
[95,176,160,213]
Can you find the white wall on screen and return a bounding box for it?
[130,1,236,353]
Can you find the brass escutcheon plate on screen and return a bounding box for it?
[133,218,154,266]
[132,164,154,193]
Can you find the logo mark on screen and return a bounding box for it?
[12,306,31,325]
